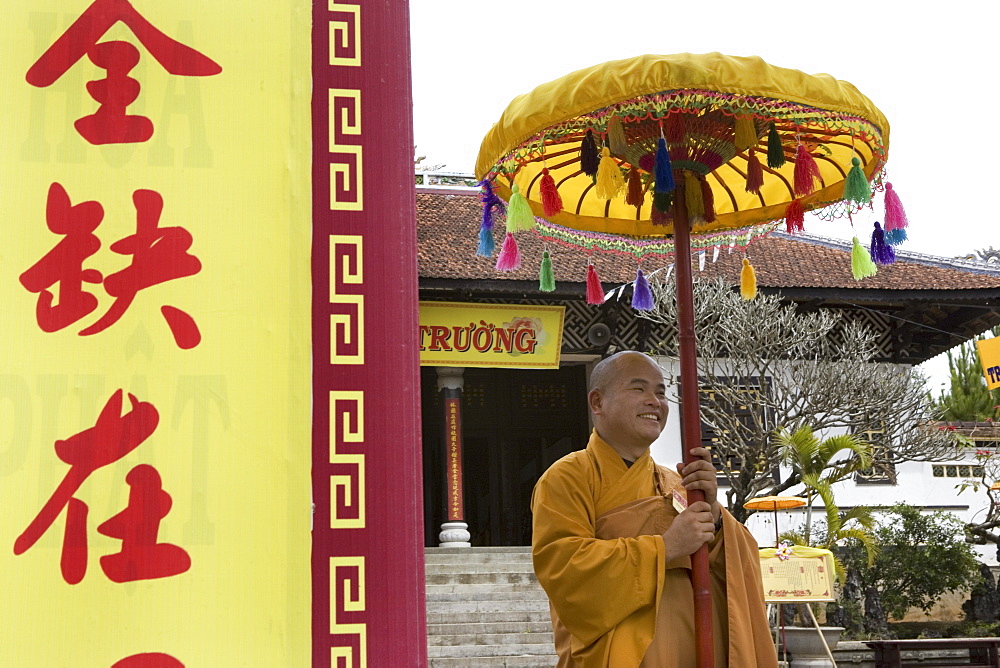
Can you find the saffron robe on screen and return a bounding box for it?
[531,431,777,668]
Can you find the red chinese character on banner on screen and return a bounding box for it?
[26,0,221,145]
[20,183,202,349]
[112,653,184,668]
[13,390,191,584]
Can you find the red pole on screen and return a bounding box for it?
[672,181,714,668]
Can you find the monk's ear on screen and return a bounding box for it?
[588,388,603,415]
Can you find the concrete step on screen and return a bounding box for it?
[427,599,551,615]
[426,609,552,625]
[428,621,553,636]
[429,631,555,647]
[426,562,536,575]
[426,583,548,598]
[425,548,533,565]
[428,643,556,658]
[428,657,555,668]
[426,571,540,586]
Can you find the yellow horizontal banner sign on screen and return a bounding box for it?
[976,338,1000,391]
[418,302,564,369]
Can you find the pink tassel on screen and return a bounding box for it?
[540,167,563,217]
[586,263,605,305]
[785,199,804,234]
[793,143,821,196]
[495,232,521,271]
[884,182,909,231]
[746,149,764,194]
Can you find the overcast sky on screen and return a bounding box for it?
[409,0,998,388]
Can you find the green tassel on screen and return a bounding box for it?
[539,250,555,292]
[767,122,785,169]
[506,183,536,232]
[851,236,877,279]
[653,190,673,213]
[843,157,872,205]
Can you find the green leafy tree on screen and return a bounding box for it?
[932,329,1000,422]
[837,504,981,634]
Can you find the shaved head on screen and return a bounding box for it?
[589,351,662,393]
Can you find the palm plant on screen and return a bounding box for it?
[776,426,879,576]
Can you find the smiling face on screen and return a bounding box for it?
[588,352,669,460]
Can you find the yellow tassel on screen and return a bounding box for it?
[735,114,758,151]
[740,258,758,300]
[607,116,627,155]
[683,171,705,222]
[595,147,624,199]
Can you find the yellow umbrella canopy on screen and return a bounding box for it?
[475,52,892,242]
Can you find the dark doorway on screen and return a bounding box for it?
[422,364,590,546]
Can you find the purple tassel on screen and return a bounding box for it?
[632,268,654,310]
[478,179,506,233]
[870,222,896,266]
[495,232,521,271]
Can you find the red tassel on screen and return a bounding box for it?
[793,143,821,196]
[540,167,563,217]
[745,149,764,194]
[785,199,804,234]
[626,167,644,207]
[586,263,605,305]
[699,175,716,223]
[664,113,686,144]
[495,232,521,271]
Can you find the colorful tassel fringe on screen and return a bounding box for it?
[843,157,872,205]
[632,268,654,311]
[477,225,495,257]
[595,147,625,199]
[884,182,909,232]
[735,114,757,151]
[745,149,764,195]
[767,122,785,168]
[586,263,604,305]
[740,258,758,300]
[495,232,521,271]
[785,199,804,234]
[654,138,675,192]
[626,167,644,207]
[851,236,877,279]
[607,116,627,155]
[870,222,896,266]
[506,183,536,232]
[793,143,821,196]
[885,227,908,246]
[699,175,716,223]
[580,129,600,177]
[539,167,563,217]
[684,171,705,222]
[539,250,555,291]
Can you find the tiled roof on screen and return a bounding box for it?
[416,190,1000,294]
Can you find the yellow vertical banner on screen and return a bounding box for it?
[976,337,1000,391]
[0,2,310,666]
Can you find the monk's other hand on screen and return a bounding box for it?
[662,500,715,562]
[677,447,719,510]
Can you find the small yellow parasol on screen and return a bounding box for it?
[744,495,807,548]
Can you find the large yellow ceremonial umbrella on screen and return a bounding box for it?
[474,52,897,668]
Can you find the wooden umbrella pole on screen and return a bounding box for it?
[672,186,714,668]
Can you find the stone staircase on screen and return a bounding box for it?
[426,546,558,667]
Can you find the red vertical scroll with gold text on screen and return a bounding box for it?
[312,2,427,667]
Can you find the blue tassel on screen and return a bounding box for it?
[477,225,495,257]
[632,268,654,310]
[870,222,895,266]
[885,227,907,246]
[654,138,675,193]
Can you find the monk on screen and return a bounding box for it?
[531,351,777,667]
